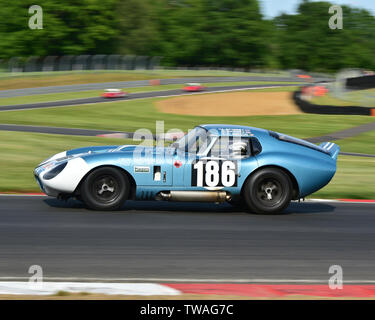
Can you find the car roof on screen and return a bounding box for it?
[105,89,121,92]
[186,83,201,86]
[199,124,267,137]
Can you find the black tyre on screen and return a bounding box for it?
[80,167,130,211]
[243,168,292,214]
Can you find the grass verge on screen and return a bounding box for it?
[0,131,131,192]
[313,155,375,199]
[334,130,375,155]
[311,89,375,108]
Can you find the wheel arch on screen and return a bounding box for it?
[74,165,137,200]
[241,165,300,200]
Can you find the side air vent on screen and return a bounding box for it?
[154,166,161,181]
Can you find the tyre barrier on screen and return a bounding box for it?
[346,75,375,90]
[293,90,374,116]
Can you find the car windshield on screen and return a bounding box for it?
[171,127,212,154]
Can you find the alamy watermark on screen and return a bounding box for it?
[329,265,343,289]
[329,5,343,30]
[28,5,43,30]
[28,264,43,289]
[27,4,342,31]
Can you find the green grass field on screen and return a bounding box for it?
[0,131,131,192]
[313,156,375,199]
[0,131,373,199]
[310,94,355,106]
[334,130,375,155]
[0,81,300,106]
[0,89,373,142]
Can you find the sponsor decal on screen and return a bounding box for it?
[218,128,253,137]
[174,160,182,168]
[134,166,150,173]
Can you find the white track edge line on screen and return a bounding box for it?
[0,282,181,296]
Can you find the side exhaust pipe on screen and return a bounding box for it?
[156,191,231,203]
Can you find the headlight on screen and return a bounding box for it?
[44,162,68,180]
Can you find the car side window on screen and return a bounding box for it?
[250,137,262,155]
[208,137,251,159]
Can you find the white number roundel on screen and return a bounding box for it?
[193,160,236,187]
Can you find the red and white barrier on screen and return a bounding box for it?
[1,282,375,297]
[164,283,375,298]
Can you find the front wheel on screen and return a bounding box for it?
[80,167,130,211]
[243,168,292,214]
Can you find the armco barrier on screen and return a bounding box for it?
[5,55,161,72]
[293,90,373,116]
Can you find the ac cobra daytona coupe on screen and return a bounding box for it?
[34,125,340,214]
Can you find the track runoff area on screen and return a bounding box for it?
[1,79,375,301]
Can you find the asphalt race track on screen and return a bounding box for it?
[0,84,295,111]
[0,76,307,98]
[0,195,374,283]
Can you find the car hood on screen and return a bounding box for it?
[39,145,177,168]
[69,144,176,159]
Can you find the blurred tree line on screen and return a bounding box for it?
[0,0,374,72]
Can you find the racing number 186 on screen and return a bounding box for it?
[193,161,237,187]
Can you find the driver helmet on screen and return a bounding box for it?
[229,141,248,157]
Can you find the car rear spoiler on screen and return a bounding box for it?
[319,142,340,160]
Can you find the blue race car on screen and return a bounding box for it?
[34,125,340,214]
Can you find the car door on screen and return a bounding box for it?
[132,146,173,186]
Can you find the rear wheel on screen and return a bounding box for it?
[80,167,129,211]
[243,168,292,214]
